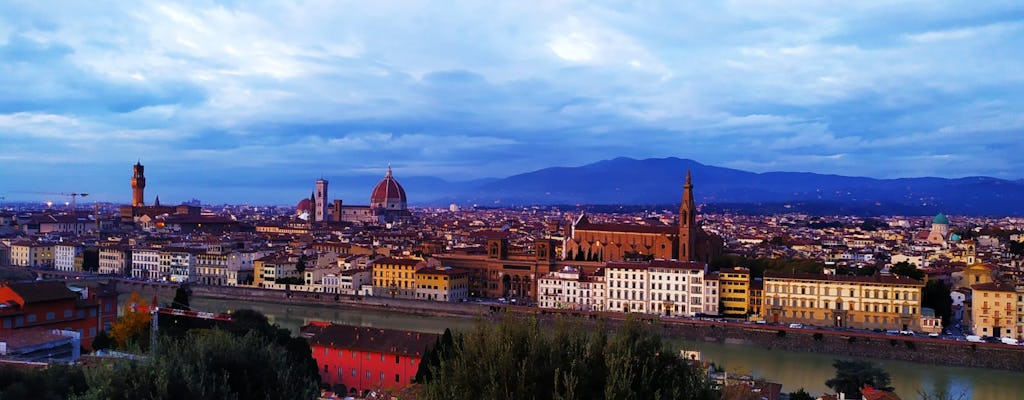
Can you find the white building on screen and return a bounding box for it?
[339,268,372,295]
[537,266,605,311]
[605,260,713,317]
[132,248,161,280]
[160,248,199,283]
[53,244,82,272]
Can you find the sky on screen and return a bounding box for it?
[1,1,1022,204]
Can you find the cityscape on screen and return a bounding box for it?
[1,2,1022,400]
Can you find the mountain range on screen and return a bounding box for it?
[401,157,1023,216]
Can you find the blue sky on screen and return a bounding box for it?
[1,1,1022,204]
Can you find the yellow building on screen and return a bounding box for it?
[970,282,1018,339]
[957,263,995,289]
[414,266,470,302]
[719,267,750,316]
[372,257,422,298]
[764,272,925,331]
[253,254,298,288]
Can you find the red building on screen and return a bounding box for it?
[0,281,118,349]
[302,322,439,397]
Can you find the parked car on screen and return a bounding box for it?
[966,335,983,343]
[1001,337,1018,345]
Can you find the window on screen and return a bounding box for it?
[27,314,36,323]
[324,365,329,373]
[380,372,385,381]
[352,369,357,377]
[46,312,55,320]
[396,355,400,364]
[366,370,371,378]
[396,374,401,383]
[2,319,9,329]
[64,310,72,318]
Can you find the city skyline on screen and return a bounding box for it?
[1,1,1022,203]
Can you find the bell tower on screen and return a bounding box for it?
[131,161,146,207]
[678,170,696,261]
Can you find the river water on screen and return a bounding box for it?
[182,296,1020,399]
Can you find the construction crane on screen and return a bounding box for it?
[14,191,89,213]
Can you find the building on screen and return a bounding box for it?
[926,213,951,247]
[565,171,722,263]
[131,248,161,280]
[414,266,469,302]
[763,272,925,331]
[970,282,1017,339]
[435,237,562,300]
[131,160,146,207]
[253,254,299,288]
[314,178,329,222]
[160,248,199,283]
[9,240,54,268]
[719,267,751,316]
[98,246,131,275]
[537,266,605,311]
[0,281,117,350]
[303,322,438,397]
[119,161,202,224]
[604,259,711,316]
[53,244,83,272]
[749,278,764,318]
[372,257,421,298]
[196,252,229,286]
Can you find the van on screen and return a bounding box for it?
[966,335,983,343]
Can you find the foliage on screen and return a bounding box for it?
[916,387,969,400]
[1010,241,1024,256]
[417,315,714,400]
[922,279,954,327]
[109,292,151,350]
[825,359,892,399]
[92,330,114,351]
[890,261,924,281]
[0,363,88,400]
[788,388,815,400]
[76,329,320,400]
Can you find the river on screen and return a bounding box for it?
[176,296,1020,399]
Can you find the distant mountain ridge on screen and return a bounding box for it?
[418,157,1023,216]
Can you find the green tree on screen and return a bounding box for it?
[789,388,815,400]
[92,330,114,351]
[922,280,954,326]
[78,329,320,400]
[890,261,924,281]
[825,359,893,399]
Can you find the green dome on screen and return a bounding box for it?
[933,213,949,225]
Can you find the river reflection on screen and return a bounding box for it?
[179,296,1020,399]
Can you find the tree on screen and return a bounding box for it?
[789,388,815,400]
[92,330,114,351]
[922,279,954,326]
[1010,241,1024,256]
[109,292,151,350]
[890,261,924,281]
[825,359,892,399]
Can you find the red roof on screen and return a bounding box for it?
[370,166,407,206]
[575,221,677,235]
[302,323,439,357]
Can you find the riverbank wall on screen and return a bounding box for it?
[111,281,1024,371]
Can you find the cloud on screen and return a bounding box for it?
[0,0,1021,203]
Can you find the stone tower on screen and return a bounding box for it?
[131,161,146,207]
[314,178,329,222]
[678,170,696,261]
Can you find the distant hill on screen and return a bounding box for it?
[421,157,1024,216]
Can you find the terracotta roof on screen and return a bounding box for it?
[970,282,1016,292]
[606,259,706,271]
[575,221,677,235]
[373,257,421,266]
[3,281,79,304]
[862,386,902,400]
[303,323,439,358]
[764,272,924,286]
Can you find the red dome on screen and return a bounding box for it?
[296,198,312,212]
[371,165,407,210]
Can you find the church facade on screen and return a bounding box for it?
[565,171,722,263]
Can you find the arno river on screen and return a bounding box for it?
[181,296,1021,399]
